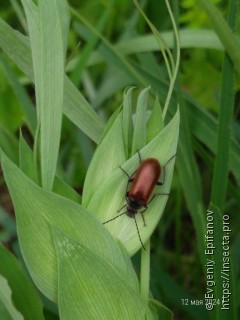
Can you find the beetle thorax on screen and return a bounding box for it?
[126,197,144,217]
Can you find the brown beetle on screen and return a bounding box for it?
[103,152,175,249]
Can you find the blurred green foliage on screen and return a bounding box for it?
[0,0,239,319]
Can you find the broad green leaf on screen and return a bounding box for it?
[52,177,82,204]
[0,245,44,320]
[0,275,24,320]
[1,151,139,302]
[82,111,126,207]
[19,131,81,202]
[53,230,150,320]
[87,110,179,256]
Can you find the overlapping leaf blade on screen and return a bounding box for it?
[53,230,150,320]
[1,151,139,302]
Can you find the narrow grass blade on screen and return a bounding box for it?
[122,87,134,158]
[0,275,24,320]
[0,124,18,163]
[0,18,104,143]
[210,0,236,211]
[0,54,36,134]
[71,10,147,86]
[37,0,67,189]
[19,132,38,183]
[198,0,240,78]
[146,96,164,143]
[131,87,150,154]
[131,63,240,183]
[70,0,113,86]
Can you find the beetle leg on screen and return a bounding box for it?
[137,150,142,163]
[154,193,170,197]
[140,210,147,226]
[117,203,127,213]
[157,154,176,185]
[147,193,170,206]
[133,216,146,250]
[119,165,130,178]
[103,211,127,224]
[119,166,135,182]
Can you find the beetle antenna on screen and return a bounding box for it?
[164,154,176,167]
[134,216,146,250]
[103,211,127,224]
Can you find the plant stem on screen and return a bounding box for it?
[140,239,150,302]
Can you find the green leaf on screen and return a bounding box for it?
[53,230,150,320]
[19,132,38,183]
[1,151,139,302]
[0,54,36,135]
[0,124,18,163]
[108,29,224,57]
[82,111,126,207]
[23,0,66,189]
[0,17,104,144]
[20,0,67,189]
[0,300,12,320]
[0,245,44,320]
[52,176,82,204]
[198,0,240,78]
[146,96,164,143]
[0,206,16,243]
[210,0,235,212]
[71,11,147,87]
[69,0,112,86]
[131,87,150,154]
[38,0,67,189]
[0,275,24,320]
[122,87,134,158]
[87,110,179,256]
